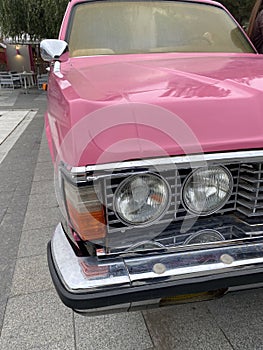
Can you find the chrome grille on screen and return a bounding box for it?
[237,163,263,217]
[104,164,239,234]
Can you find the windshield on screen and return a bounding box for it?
[67,1,254,57]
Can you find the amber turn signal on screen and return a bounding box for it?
[64,181,106,241]
[66,200,106,241]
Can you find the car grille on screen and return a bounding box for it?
[104,163,240,234]
[237,163,263,217]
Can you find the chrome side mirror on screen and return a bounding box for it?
[40,39,68,62]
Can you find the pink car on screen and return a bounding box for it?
[41,0,263,315]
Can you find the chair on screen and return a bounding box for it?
[0,73,21,89]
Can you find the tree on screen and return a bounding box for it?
[0,0,68,40]
[0,0,27,38]
[0,0,257,40]
[220,0,255,26]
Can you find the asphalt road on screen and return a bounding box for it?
[0,89,263,350]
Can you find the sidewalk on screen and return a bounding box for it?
[0,90,263,350]
[0,89,153,350]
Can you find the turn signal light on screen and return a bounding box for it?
[64,181,106,241]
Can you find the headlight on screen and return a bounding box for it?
[184,230,225,245]
[114,173,170,225]
[182,166,233,215]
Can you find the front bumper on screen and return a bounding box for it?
[48,223,263,315]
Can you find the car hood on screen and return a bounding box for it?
[53,53,263,166]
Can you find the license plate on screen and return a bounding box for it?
[160,288,227,306]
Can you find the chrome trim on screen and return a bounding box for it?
[237,162,263,217]
[54,61,61,74]
[74,304,130,316]
[51,223,263,293]
[228,282,263,292]
[73,298,162,315]
[126,244,263,286]
[123,240,165,253]
[66,150,263,175]
[51,224,131,292]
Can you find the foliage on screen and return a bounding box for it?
[0,0,68,40]
[0,0,258,40]
[219,0,255,26]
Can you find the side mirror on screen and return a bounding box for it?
[40,39,68,62]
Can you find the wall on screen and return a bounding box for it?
[5,44,32,72]
[0,47,7,71]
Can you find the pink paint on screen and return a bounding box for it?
[46,0,263,167]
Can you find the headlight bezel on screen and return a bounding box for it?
[181,165,234,216]
[113,172,172,227]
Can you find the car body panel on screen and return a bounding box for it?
[47,53,263,166]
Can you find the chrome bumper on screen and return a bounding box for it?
[48,223,263,315]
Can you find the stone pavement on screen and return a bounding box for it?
[0,89,263,350]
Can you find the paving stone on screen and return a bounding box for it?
[22,207,63,231]
[11,254,53,296]
[74,311,153,350]
[143,303,233,350]
[0,192,14,210]
[38,143,50,153]
[22,339,76,350]
[33,161,55,182]
[6,194,28,218]
[37,151,53,163]
[34,160,54,172]
[14,181,33,196]
[0,258,16,302]
[30,180,54,195]
[0,178,17,193]
[0,91,19,107]
[1,207,26,231]
[0,290,74,350]
[0,111,30,146]
[0,298,7,333]
[38,146,50,155]
[0,207,7,224]
[207,288,263,350]
[0,106,44,336]
[26,192,58,212]
[0,218,23,257]
[1,155,36,169]
[0,152,7,163]
[18,226,54,258]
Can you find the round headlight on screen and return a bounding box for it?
[182,166,233,216]
[184,230,225,245]
[114,173,170,225]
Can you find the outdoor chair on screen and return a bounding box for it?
[0,73,21,89]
